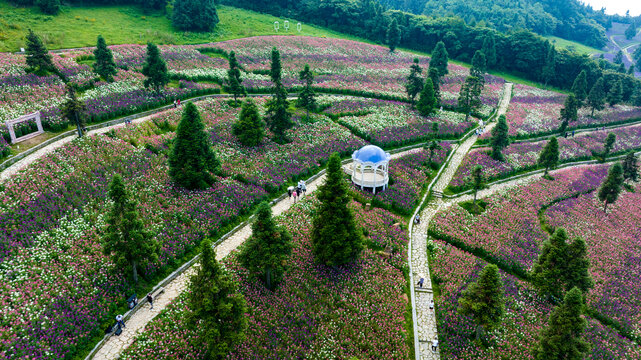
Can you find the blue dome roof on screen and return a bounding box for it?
[352,145,390,164]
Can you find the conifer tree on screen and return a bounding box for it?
[598,162,624,212]
[482,35,497,68]
[270,47,282,84]
[542,46,556,86]
[458,75,482,121]
[37,0,59,15]
[601,132,616,162]
[266,48,292,143]
[172,0,219,32]
[297,64,316,118]
[566,237,594,294]
[426,140,442,167]
[471,165,484,205]
[625,21,637,40]
[405,58,423,105]
[490,115,509,161]
[239,202,293,290]
[533,288,590,360]
[457,264,504,340]
[417,78,436,116]
[427,66,441,103]
[386,18,401,52]
[531,228,570,301]
[169,102,220,189]
[571,70,588,107]
[188,239,247,359]
[607,80,623,107]
[60,85,86,138]
[227,51,245,106]
[614,50,624,64]
[622,151,639,182]
[25,29,54,74]
[587,77,606,116]
[232,99,264,147]
[312,152,363,267]
[559,93,579,128]
[538,137,559,176]
[93,35,117,82]
[471,50,486,78]
[103,174,159,284]
[141,43,169,92]
[430,41,449,78]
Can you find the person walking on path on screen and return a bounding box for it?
[293,189,298,203]
[116,314,125,328]
[173,100,177,108]
[177,99,181,106]
[429,299,434,310]
[417,277,425,288]
[287,187,293,200]
[147,293,153,310]
[296,186,301,198]
[432,338,438,352]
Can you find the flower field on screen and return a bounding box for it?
[451,123,641,191]
[431,164,641,342]
[430,238,641,359]
[121,196,411,359]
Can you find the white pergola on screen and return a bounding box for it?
[351,145,390,194]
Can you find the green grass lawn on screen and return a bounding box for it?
[544,35,604,55]
[0,1,367,51]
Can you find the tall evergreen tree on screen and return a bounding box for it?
[542,45,556,86]
[232,99,264,147]
[471,165,484,205]
[227,51,245,106]
[598,162,624,212]
[25,29,54,74]
[169,102,220,189]
[312,152,363,267]
[625,22,637,40]
[103,174,159,284]
[297,64,316,118]
[470,50,486,77]
[490,115,510,161]
[531,228,570,301]
[613,50,624,65]
[587,77,606,116]
[430,41,449,78]
[458,75,482,121]
[36,0,59,15]
[427,66,441,103]
[457,264,504,341]
[93,35,117,82]
[566,237,594,294]
[538,137,559,176]
[60,85,86,138]
[482,35,497,68]
[266,48,292,143]
[622,151,639,182]
[607,80,623,107]
[405,58,424,105]
[417,77,436,116]
[141,43,169,92]
[560,93,579,124]
[188,239,247,359]
[533,288,590,360]
[386,18,401,52]
[571,70,588,107]
[426,140,442,166]
[239,202,293,290]
[601,132,616,162]
[172,0,219,32]
[270,47,282,84]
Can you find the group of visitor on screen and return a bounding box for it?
[287,180,307,202]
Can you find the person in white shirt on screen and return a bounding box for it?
[432,338,438,352]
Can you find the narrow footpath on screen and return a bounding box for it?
[411,82,513,360]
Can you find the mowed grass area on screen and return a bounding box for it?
[544,35,604,55]
[0,1,366,51]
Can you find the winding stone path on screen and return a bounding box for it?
[411,82,512,360]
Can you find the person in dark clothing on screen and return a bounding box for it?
[147,293,153,310]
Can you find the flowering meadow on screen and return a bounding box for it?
[319,96,474,147]
[431,164,641,345]
[353,144,451,215]
[451,123,641,191]
[430,239,641,359]
[121,196,410,359]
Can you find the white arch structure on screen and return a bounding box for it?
[351,145,390,194]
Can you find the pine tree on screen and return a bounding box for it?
[471,165,484,204]
[458,75,482,121]
[566,237,594,294]
[141,43,169,92]
[622,151,639,182]
[386,18,401,52]
[427,66,441,103]
[188,239,247,359]
[405,58,423,105]
[491,115,510,161]
[232,99,264,147]
[533,288,590,360]
[270,47,282,84]
[36,0,59,15]
[571,70,588,107]
[25,29,54,74]
[542,46,556,86]
[312,152,363,267]
[482,35,497,68]
[169,102,220,189]
[587,77,606,116]
[103,174,159,284]
[598,162,624,212]
[227,51,245,106]
[172,0,219,32]
[625,21,637,40]
[297,64,316,118]
[266,48,292,143]
[239,202,293,290]
[560,93,579,126]
[457,264,504,341]
[614,50,624,65]
[607,80,623,107]
[531,228,570,301]
[93,35,117,82]
[430,41,449,78]
[601,132,616,161]
[417,78,437,116]
[538,137,559,176]
[426,140,442,167]
[60,85,87,138]
[471,50,486,78]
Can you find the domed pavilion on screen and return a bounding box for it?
[350,145,390,194]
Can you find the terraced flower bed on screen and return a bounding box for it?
[121,197,411,359]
